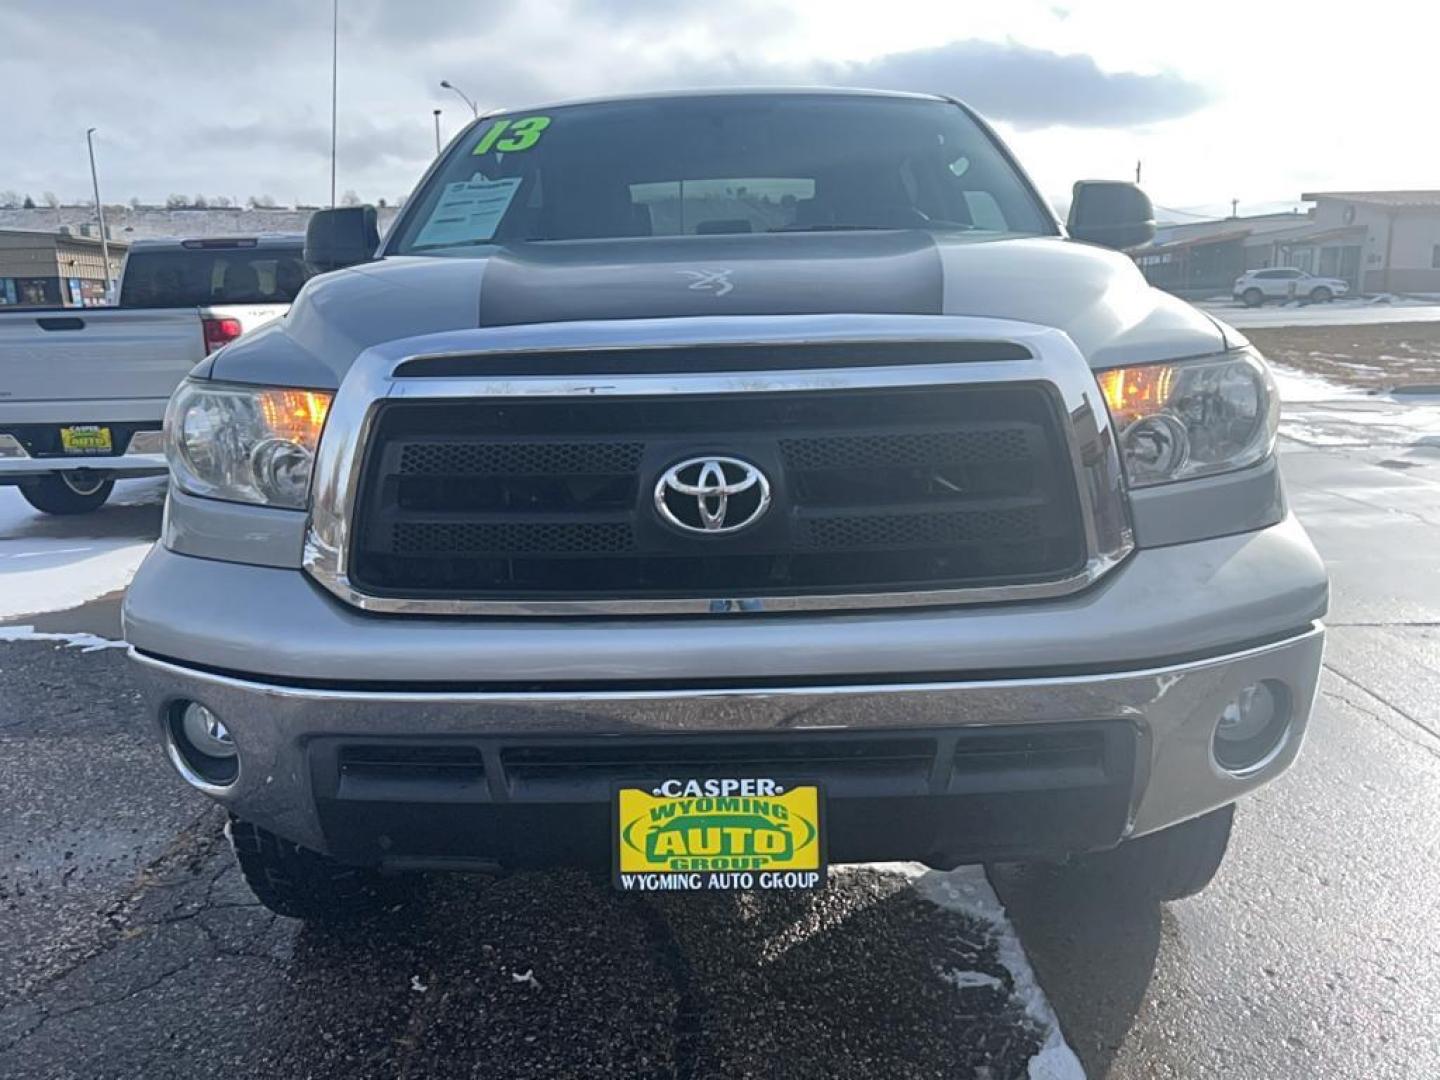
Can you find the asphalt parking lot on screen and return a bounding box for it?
[0,637,1064,1079]
[3,337,1440,1078]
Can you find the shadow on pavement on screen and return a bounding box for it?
[0,495,163,544]
[262,868,1049,1079]
[989,862,1164,1078]
[274,870,682,1079]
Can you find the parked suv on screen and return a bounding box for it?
[124,90,1327,919]
[1234,267,1349,307]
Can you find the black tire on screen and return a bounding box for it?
[1309,286,1333,304]
[1073,803,1235,902]
[227,815,399,921]
[1241,288,1264,308]
[19,473,114,515]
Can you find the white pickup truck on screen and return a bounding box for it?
[0,235,310,514]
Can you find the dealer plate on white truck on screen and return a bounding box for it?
[59,424,113,454]
[614,778,826,892]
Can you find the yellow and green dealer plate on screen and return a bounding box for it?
[59,424,113,455]
[614,780,826,892]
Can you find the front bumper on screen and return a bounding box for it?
[125,510,1328,868]
[127,614,1325,869]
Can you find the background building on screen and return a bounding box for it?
[0,229,127,307]
[1135,213,1308,297]
[1135,191,1440,298]
[0,204,400,243]
[0,204,406,307]
[1299,191,1440,294]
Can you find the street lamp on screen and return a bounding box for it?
[85,128,113,304]
[330,0,339,207]
[440,80,478,118]
[433,109,442,155]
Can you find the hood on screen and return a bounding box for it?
[209,231,1225,387]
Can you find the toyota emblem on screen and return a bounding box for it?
[654,456,771,534]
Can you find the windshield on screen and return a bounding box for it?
[390,94,1055,253]
[118,245,311,308]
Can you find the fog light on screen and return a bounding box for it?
[168,701,239,790]
[1213,680,1290,773]
[181,702,235,759]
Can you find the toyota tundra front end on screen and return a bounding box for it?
[123,89,1326,918]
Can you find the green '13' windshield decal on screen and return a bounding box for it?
[471,116,551,155]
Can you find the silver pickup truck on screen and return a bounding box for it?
[0,235,307,513]
[124,89,1327,920]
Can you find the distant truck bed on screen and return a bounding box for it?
[0,235,312,514]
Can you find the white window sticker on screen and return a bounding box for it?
[412,177,522,248]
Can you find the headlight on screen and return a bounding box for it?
[165,380,333,509]
[1097,349,1278,488]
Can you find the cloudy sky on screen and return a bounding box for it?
[4,0,1434,218]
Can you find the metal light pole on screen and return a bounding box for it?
[433,109,442,155]
[85,128,113,302]
[440,80,478,118]
[329,0,338,207]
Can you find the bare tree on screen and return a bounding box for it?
[129,197,143,210]
[193,194,208,209]
[211,195,233,208]
[340,189,362,207]
[42,191,59,208]
[166,194,190,209]
[247,194,278,209]
[0,190,20,209]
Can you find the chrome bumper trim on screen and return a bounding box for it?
[129,624,1324,854]
[0,451,166,476]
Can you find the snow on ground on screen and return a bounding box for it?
[0,625,128,650]
[1200,297,1440,330]
[869,863,1086,1080]
[1271,364,1362,404]
[1272,363,1440,448]
[0,478,164,622]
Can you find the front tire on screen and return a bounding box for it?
[1072,803,1235,901]
[1241,288,1264,307]
[228,816,399,921]
[19,473,115,515]
[1309,286,1333,304]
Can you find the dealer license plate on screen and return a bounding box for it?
[59,425,113,455]
[614,779,826,892]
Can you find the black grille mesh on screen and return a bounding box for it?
[348,381,1085,602]
[799,506,1044,550]
[399,441,644,476]
[393,521,636,555]
[781,428,1030,471]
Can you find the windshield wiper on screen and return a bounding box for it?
[408,240,496,253]
[767,224,893,233]
[768,222,980,234]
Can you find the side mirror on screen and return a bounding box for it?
[1067,181,1155,251]
[304,206,380,273]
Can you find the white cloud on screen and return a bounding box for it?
[3,0,1432,214]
